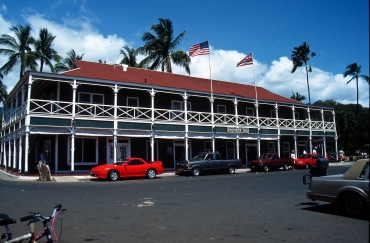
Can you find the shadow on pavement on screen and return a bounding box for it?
[298,201,369,221]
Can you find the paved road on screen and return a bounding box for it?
[0,164,368,243]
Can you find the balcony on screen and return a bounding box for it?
[2,99,335,131]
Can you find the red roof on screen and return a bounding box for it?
[62,60,301,104]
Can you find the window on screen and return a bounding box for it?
[294,112,299,120]
[246,108,254,116]
[69,137,98,165]
[78,92,104,116]
[217,105,226,114]
[283,142,290,158]
[268,142,275,153]
[127,159,144,165]
[204,141,212,151]
[171,101,191,120]
[226,141,235,159]
[127,97,139,118]
[271,110,276,118]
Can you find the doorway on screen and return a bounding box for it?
[107,139,130,164]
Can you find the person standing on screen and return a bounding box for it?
[291,150,296,170]
[312,147,317,154]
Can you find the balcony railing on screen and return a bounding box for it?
[2,99,336,131]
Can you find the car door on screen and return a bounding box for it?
[204,154,214,169]
[123,159,146,177]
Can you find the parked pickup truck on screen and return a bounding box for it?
[176,151,242,176]
[248,153,294,172]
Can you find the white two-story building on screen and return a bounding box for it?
[1,60,338,175]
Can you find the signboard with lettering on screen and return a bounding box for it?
[227,128,249,133]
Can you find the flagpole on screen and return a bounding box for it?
[208,39,213,99]
[252,52,257,105]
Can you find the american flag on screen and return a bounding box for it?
[236,54,253,67]
[189,41,210,57]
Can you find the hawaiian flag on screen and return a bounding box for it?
[189,41,210,57]
[236,54,253,67]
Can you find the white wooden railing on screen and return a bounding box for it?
[2,99,336,131]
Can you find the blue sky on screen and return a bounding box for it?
[0,0,369,106]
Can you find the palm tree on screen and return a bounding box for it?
[120,45,139,67]
[54,49,84,73]
[0,72,8,104]
[139,18,190,74]
[291,42,316,104]
[343,63,370,120]
[34,28,60,72]
[0,24,35,79]
[290,92,306,102]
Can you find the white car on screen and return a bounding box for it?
[303,159,369,215]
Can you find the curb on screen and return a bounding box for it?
[1,163,352,182]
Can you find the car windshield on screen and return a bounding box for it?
[261,153,272,159]
[299,154,308,158]
[114,161,127,165]
[192,153,207,160]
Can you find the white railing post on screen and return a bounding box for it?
[113,85,118,163]
[210,97,215,151]
[150,89,156,162]
[183,92,189,161]
[70,80,78,175]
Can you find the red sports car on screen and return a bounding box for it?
[294,154,324,169]
[90,158,164,181]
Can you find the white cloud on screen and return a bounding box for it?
[0,13,368,108]
[1,4,7,13]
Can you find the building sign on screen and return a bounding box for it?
[227,128,249,133]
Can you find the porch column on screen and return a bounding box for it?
[8,136,11,169]
[113,85,118,163]
[292,105,296,128]
[255,102,260,157]
[332,110,338,160]
[70,80,78,175]
[294,135,297,159]
[150,89,156,161]
[1,131,6,167]
[234,98,239,159]
[18,86,25,172]
[24,76,33,175]
[13,93,18,171]
[183,92,189,160]
[275,104,280,157]
[18,127,23,173]
[321,109,326,157]
[13,127,16,171]
[9,99,13,169]
[307,107,312,154]
[292,106,297,158]
[210,97,215,151]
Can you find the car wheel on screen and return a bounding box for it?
[146,169,157,179]
[228,166,236,174]
[283,163,289,171]
[305,163,309,169]
[263,164,270,172]
[342,193,365,215]
[192,167,201,176]
[108,170,119,181]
